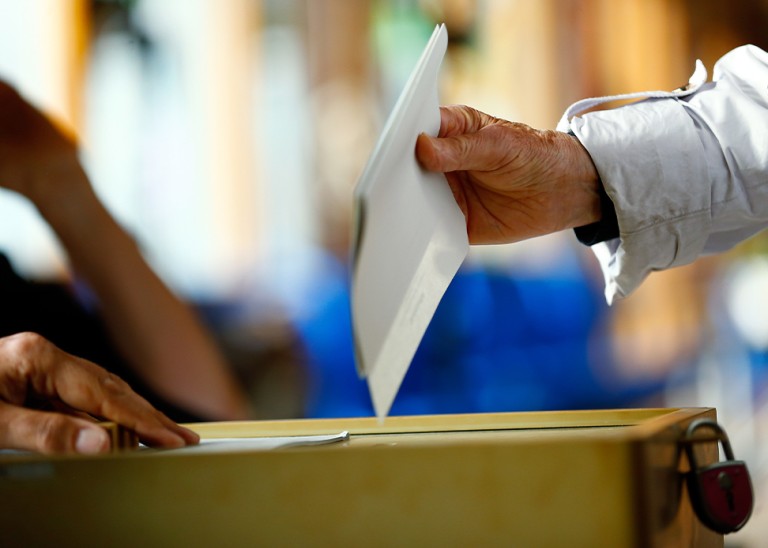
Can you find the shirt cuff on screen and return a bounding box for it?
[573,178,619,245]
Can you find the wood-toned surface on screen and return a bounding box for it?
[185,407,674,437]
[0,408,722,548]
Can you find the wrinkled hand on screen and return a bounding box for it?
[0,332,199,454]
[0,80,85,204]
[416,105,601,244]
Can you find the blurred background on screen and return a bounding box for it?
[2,0,768,543]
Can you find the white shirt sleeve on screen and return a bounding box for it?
[567,45,768,304]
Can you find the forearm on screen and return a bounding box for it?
[34,170,250,420]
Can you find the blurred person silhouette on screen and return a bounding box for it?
[0,80,250,454]
[416,44,768,304]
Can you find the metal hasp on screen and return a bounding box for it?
[682,418,754,534]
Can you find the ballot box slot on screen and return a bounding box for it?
[344,424,633,447]
[186,409,678,441]
[350,424,630,437]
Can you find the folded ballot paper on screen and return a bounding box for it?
[351,24,468,420]
[150,432,350,455]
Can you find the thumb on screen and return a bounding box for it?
[416,130,499,173]
[415,133,447,172]
[415,132,476,172]
[0,402,111,455]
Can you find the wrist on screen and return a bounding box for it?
[33,167,106,232]
[561,132,602,229]
[560,131,620,245]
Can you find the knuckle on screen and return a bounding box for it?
[97,372,135,416]
[34,414,71,453]
[3,331,48,355]
[484,123,506,140]
[100,371,129,395]
[459,106,475,129]
[1,332,52,372]
[457,136,475,161]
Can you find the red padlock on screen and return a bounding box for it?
[683,418,753,534]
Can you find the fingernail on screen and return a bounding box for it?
[180,426,200,443]
[76,428,110,454]
[416,135,438,166]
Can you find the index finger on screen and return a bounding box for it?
[438,105,500,138]
[54,361,199,447]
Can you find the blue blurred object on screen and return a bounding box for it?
[294,248,667,418]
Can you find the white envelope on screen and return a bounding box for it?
[351,24,468,419]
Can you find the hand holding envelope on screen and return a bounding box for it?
[351,25,468,420]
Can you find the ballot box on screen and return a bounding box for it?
[0,408,722,547]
